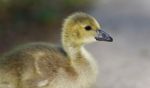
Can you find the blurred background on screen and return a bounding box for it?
[0,0,150,88]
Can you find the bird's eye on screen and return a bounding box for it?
[85,26,92,31]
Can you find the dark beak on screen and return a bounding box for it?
[95,30,113,42]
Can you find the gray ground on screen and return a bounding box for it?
[87,0,150,88]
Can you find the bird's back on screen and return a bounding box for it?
[0,43,77,88]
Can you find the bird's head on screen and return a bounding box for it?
[62,12,113,46]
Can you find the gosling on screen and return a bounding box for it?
[0,12,113,88]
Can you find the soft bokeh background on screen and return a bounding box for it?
[0,0,150,88]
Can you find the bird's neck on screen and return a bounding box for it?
[62,31,98,80]
[62,32,83,60]
[62,39,98,76]
[63,42,82,60]
[61,31,96,66]
[62,39,95,66]
[62,36,98,77]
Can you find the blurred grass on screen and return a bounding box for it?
[0,0,94,53]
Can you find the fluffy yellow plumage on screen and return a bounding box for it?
[0,12,112,88]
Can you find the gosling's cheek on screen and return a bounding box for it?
[83,37,97,43]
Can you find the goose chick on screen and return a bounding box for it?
[0,12,113,88]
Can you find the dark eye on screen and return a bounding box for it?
[85,26,92,31]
